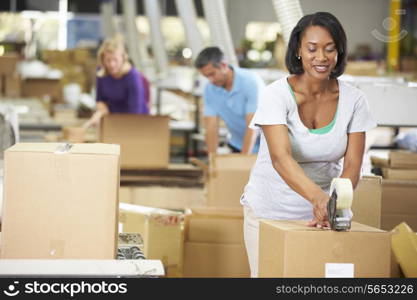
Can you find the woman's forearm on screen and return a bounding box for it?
[271,154,324,204]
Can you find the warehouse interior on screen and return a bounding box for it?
[0,0,416,279]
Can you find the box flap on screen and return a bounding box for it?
[391,222,417,277]
[260,220,387,233]
[6,143,120,156]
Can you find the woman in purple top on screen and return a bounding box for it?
[83,35,149,128]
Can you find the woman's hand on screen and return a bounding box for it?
[308,190,330,229]
[82,102,109,130]
[82,111,103,129]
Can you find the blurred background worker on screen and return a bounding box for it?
[195,47,265,154]
[83,35,150,129]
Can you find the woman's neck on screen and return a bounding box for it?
[297,73,334,95]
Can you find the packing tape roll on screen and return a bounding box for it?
[329,178,353,210]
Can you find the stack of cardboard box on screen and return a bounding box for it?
[42,49,96,94]
[0,53,21,97]
[174,154,254,277]
[183,207,250,277]
[192,154,256,208]
[372,151,417,231]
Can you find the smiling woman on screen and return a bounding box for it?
[239,12,377,278]
[285,11,347,79]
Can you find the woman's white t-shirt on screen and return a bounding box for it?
[240,77,377,220]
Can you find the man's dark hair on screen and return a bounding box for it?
[285,12,347,78]
[195,46,224,69]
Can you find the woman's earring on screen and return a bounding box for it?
[297,55,301,60]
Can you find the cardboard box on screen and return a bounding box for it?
[0,143,120,259]
[119,187,132,203]
[381,214,417,232]
[101,115,170,169]
[345,61,379,76]
[391,222,417,277]
[259,220,391,278]
[389,151,417,169]
[183,242,249,278]
[62,127,85,143]
[382,168,417,180]
[3,73,21,97]
[42,50,71,65]
[381,179,417,231]
[371,151,417,170]
[22,78,62,103]
[352,175,382,228]
[119,203,185,277]
[382,180,417,214]
[185,207,244,244]
[194,154,256,208]
[71,48,91,64]
[0,54,19,75]
[183,207,250,278]
[371,155,389,168]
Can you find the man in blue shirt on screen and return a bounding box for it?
[195,47,264,154]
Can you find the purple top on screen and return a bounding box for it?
[96,67,149,114]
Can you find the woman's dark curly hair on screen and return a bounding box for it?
[285,12,347,78]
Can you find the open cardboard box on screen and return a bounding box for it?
[101,114,170,169]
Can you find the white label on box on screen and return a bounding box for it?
[325,263,354,278]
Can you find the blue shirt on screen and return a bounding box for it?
[203,67,264,153]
